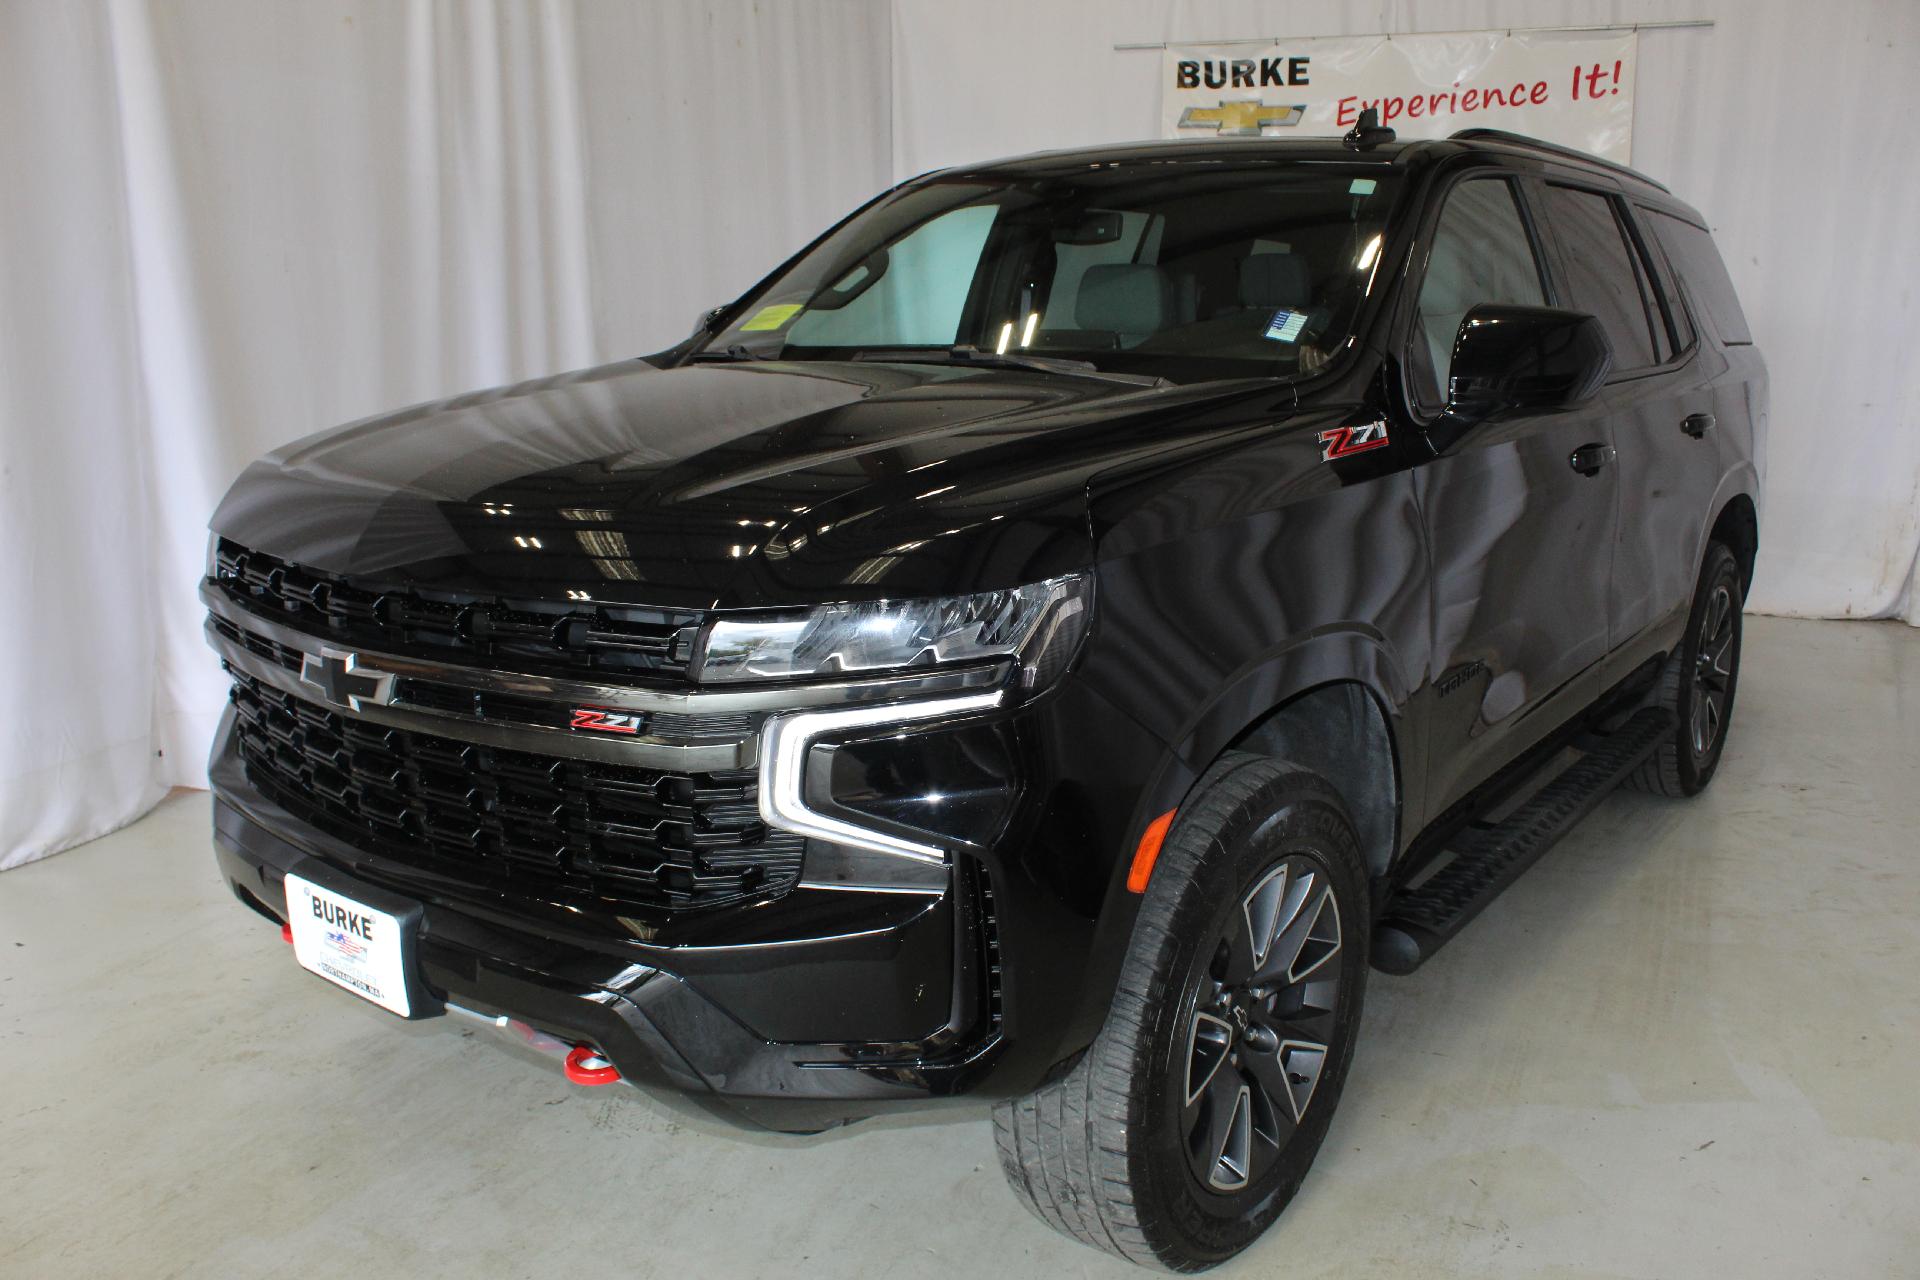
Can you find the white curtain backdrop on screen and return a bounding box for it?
[6,0,1917,869]
[892,0,1920,626]
[0,0,891,869]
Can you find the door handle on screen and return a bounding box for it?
[1568,442,1615,477]
[1682,412,1717,439]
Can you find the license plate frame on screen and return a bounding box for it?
[282,860,435,1019]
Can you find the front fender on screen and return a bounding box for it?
[1167,625,1411,776]
[1045,625,1418,1071]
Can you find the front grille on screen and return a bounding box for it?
[227,674,803,913]
[211,539,699,682]
[393,677,753,740]
[210,612,305,675]
[208,612,753,742]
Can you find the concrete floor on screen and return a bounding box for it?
[3,615,1917,1278]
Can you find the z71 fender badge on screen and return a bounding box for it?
[570,707,643,735]
[1317,418,1390,462]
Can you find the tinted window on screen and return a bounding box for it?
[788,205,999,347]
[1620,214,1673,364]
[1647,210,1752,346]
[707,169,1402,385]
[1633,205,1695,353]
[1413,178,1547,404]
[1540,185,1659,371]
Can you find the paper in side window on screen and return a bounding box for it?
[1264,309,1308,343]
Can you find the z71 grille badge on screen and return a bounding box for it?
[570,707,644,735]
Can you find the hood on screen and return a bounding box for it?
[212,357,1292,610]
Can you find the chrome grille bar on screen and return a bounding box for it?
[203,580,1009,771]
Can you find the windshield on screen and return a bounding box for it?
[702,164,1403,384]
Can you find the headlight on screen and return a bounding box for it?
[695,573,1091,686]
[762,690,1011,865]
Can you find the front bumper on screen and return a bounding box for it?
[209,713,1002,1132]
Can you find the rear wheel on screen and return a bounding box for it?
[1627,540,1744,797]
[993,755,1370,1270]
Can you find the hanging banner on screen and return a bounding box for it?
[1160,30,1637,162]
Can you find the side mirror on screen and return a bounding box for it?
[1442,305,1612,429]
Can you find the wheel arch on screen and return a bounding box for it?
[1225,680,1400,881]
[1708,489,1759,595]
[1044,629,1411,1081]
[1133,627,1411,895]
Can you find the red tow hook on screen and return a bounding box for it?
[564,1044,622,1086]
[281,921,294,945]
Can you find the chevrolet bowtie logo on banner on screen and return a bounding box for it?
[1160,30,1639,161]
[1177,101,1306,136]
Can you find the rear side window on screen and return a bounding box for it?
[1646,210,1753,346]
[1631,205,1696,354]
[1538,185,1660,372]
[1411,178,1549,406]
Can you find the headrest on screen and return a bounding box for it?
[1239,253,1311,309]
[1075,264,1173,335]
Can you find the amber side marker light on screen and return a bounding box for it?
[1126,809,1178,893]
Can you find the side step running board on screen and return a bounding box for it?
[1372,706,1674,975]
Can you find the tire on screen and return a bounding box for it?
[993,754,1371,1271]
[1626,540,1744,797]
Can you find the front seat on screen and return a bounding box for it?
[1075,263,1173,348]
[1237,251,1312,314]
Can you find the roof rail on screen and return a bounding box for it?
[1448,128,1670,193]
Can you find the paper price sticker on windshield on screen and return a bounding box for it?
[1264,309,1308,343]
[740,303,804,332]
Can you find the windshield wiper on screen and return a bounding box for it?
[851,346,1168,387]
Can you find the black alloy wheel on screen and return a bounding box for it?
[994,755,1369,1270]
[1689,579,1737,759]
[1180,855,1343,1195]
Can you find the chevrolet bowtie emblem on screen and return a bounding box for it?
[300,648,397,712]
[1177,100,1306,136]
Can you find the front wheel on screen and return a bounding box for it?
[993,755,1370,1271]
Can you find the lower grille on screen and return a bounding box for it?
[971,864,1005,1034]
[227,674,802,913]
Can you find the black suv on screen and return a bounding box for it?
[204,127,1763,1269]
